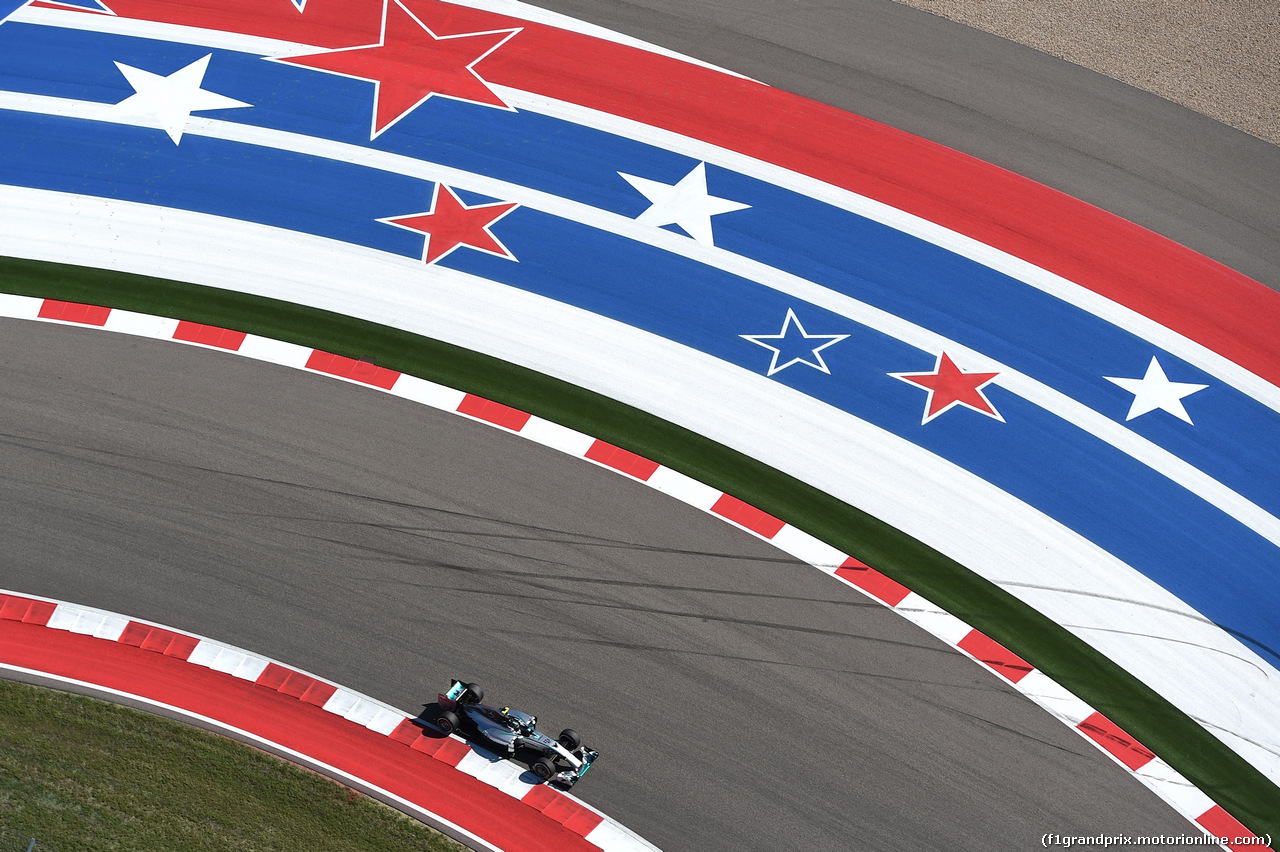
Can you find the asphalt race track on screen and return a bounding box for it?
[1,323,1196,852]
[4,0,1272,849]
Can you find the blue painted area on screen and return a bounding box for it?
[0,0,25,24]
[0,112,431,257]
[2,20,1279,666]
[3,20,1275,533]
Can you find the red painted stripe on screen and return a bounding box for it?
[299,679,339,707]
[534,788,604,835]
[129,625,199,660]
[38,299,111,326]
[173,321,248,351]
[305,351,402,390]
[83,0,385,47]
[711,493,785,538]
[0,619,600,852]
[57,1,1279,391]
[410,733,453,757]
[1076,711,1156,771]
[1196,804,1264,850]
[0,595,56,626]
[956,630,1033,684]
[584,440,660,481]
[254,661,293,691]
[521,783,560,809]
[561,807,604,838]
[457,393,532,431]
[431,737,474,767]
[479,28,1280,392]
[389,718,426,745]
[834,558,911,607]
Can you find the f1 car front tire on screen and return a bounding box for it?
[557,728,582,751]
[529,756,556,781]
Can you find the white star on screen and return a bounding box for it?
[618,161,750,246]
[1105,356,1209,423]
[106,54,251,145]
[741,308,849,377]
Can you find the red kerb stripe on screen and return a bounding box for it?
[457,394,532,431]
[305,351,401,390]
[0,595,56,626]
[38,299,111,326]
[585,440,659,481]
[1077,711,1156,771]
[957,630,1033,683]
[834,558,911,606]
[1195,804,1262,850]
[431,737,473,766]
[710,494,785,539]
[174,321,248,351]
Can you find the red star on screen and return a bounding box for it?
[276,0,518,137]
[380,184,519,264]
[891,352,1004,424]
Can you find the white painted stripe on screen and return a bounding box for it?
[491,767,540,800]
[68,610,107,635]
[236,334,313,368]
[492,87,1280,419]
[0,293,41,319]
[322,688,360,717]
[45,604,80,632]
[93,613,130,641]
[769,526,847,573]
[45,605,129,641]
[454,748,500,779]
[366,708,409,736]
[2,190,1277,784]
[5,93,1277,555]
[519,418,596,457]
[1136,759,1217,819]
[1015,670,1096,727]
[338,696,408,734]
[341,697,384,727]
[391,374,468,412]
[102,309,180,339]
[586,818,657,852]
[895,594,972,646]
[646,467,722,511]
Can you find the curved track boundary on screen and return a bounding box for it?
[0,588,658,852]
[0,295,1264,849]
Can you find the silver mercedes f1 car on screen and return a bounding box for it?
[432,680,598,787]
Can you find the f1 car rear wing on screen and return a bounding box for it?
[437,679,468,709]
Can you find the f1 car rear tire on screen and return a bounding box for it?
[530,756,556,781]
[435,709,460,735]
[558,728,582,751]
[463,683,484,704]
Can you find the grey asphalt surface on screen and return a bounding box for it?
[4,0,1266,848]
[528,0,1280,292]
[0,321,1198,849]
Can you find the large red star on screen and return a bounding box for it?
[380,183,519,265]
[276,0,519,137]
[891,352,1004,424]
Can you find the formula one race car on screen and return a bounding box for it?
[431,680,598,787]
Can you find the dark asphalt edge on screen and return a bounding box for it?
[3,255,1276,835]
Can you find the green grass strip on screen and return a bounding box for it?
[0,678,465,852]
[4,255,1278,835]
